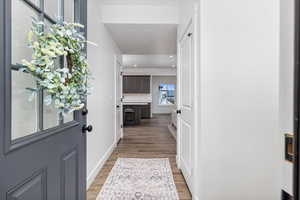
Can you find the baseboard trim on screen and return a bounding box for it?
[168,124,177,140]
[86,142,116,189]
[282,190,293,200]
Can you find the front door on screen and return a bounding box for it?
[0,0,88,199]
[177,22,195,193]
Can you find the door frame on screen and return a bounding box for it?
[114,55,123,144]
[176,3,199,196]
[295,0,300,199]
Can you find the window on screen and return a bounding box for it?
[11,0,76,140]
[159,84,175,105]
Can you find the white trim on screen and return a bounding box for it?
[114,55,118,145]
[86,142,116,189]
[176,2,200,196]
[120,65,124,139]
[158,104,175,107]
[122,72,176,76]
[176,39,181,170]
[192,3,200,197]
[114,55,123,144]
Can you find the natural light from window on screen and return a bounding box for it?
[159,84,175,105]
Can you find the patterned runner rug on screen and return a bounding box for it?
[97,158,179,200]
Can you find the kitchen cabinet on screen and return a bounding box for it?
[123,75,150,93]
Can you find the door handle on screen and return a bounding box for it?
[116,105,120,108]
[82,108,89,116]
[82,125,93,133]
[177,110,182,114]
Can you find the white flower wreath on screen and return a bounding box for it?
[21,18,92,114]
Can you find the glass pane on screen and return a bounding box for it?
[12,0,38,64]
[11,71,38,140]
[30,0,40,7]
[62,58,74,123]
[64,112,74,123]
[43,57,60,129]
[64,0,74,22]
[43,91,60,129]
[44,19,53,33]
[44,0,59,20]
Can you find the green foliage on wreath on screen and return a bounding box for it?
[21,18,92,114]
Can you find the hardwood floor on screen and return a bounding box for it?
[87,114,192,200]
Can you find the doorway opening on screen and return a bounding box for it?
[87,4,199,198]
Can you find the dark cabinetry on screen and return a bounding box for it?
[123,75,150,93]
[123,104,151,126]
[140,105,151,119]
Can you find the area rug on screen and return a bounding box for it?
[97,158,179,200]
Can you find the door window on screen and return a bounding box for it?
[11,0,76,141]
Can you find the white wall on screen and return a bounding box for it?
[86,0,121,188]
[101,3,178,24]
[152,76,176,114]
[184,0,282,199]
[280,0,294,195]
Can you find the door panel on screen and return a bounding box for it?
[178,23,194,192]
[0,0,87,199]
[61,148,79,200]
[11,70,39,139]
[7,169,47,200]
[115,60,123,142]
[180,119,192,176]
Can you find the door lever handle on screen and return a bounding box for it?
[82,125,93,133]
[82,108,89,116]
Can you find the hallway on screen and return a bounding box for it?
[87,114,192,200]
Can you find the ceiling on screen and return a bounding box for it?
[123,54,177,68]
[105,24,177,54]
[101,0,178,6]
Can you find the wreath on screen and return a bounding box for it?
[21,18,92,114]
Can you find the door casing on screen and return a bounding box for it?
[294,0,300,199]
[176,3,199,196]
[114,56,123,143]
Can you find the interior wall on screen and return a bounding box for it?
[101,3,178,24]
[122,67,176,76]
[86,0,121,188]
[151,76,176,114]
[280,0,294,195]
[190,0,282,199]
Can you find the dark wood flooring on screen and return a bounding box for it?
[87,114,192,200]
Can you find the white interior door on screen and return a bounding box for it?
[115,58,123,143]
[178,23,195,192]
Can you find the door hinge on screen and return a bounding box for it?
[121,124,123,128]
[120,72,123,76]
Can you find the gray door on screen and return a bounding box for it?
[0,0,88,199]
